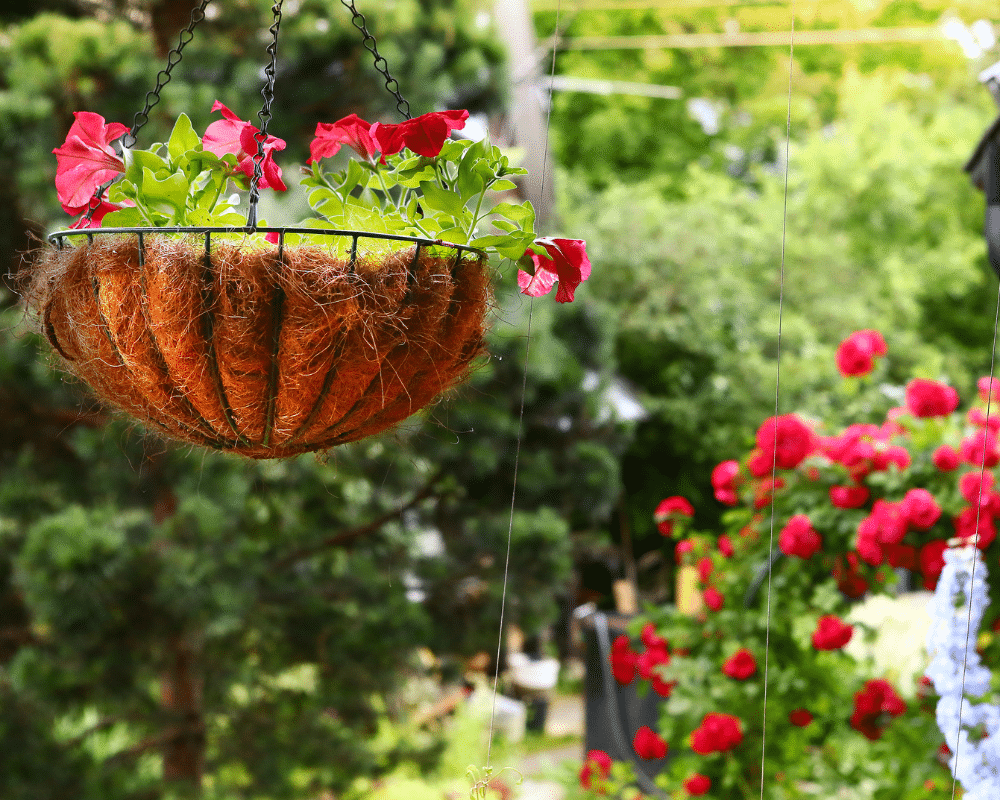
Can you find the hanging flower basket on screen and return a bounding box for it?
[31,228,489,458]
[24,2,590,458]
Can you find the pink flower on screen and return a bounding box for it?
[371,108,469,160]
[690,713,743,754]
[830,484,869,509]
[851,679,906,740]
[960,429,1000,468]
[202,101,287,191]
[683,774,711,796]
[674,539,694,564]
[632,726,668,760]
[900,488,941,530]
[933,445,960,471]
[812,615,853,650]
[63,196,124,229]
[717,534,734,558]
[960,471,995,506]
[873,444,910,472]
[609,635,637,685]
[836,329,887,377]
[711,460,741,505]
[979,376,1000,404]
[518,238,591,303]
[968,407,1000,431]
[53,111,129,208]
[703,586,724,611]
[919,540,948,590]
[696,556,713,584]
[905,379,959,418]
[789,708,813,727]
[308,113,377,163]
[653,495,694,536]
[722,648,757,680]
[953,507,996,550]
[579,750,612,792]
[755,414,814,470]
[779,514,822,559]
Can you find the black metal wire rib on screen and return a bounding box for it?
[261,235,286,447]
[247,1,283,227]
[199,232,251,447]
[340,0,412,120]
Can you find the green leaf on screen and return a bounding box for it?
[101,207,145,227]
[491,219,518,233]
[167,113,200,164]
[139,166,190,211]
[491,201,535,225]
[489,179,517,191]
[418,181,466,217]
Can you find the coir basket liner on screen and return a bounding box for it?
[27,232,490,458]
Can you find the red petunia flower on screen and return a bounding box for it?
[850,679,906,740]
[202,101,287,191]
[779,514,822,559]
[518,237,592,304]
[62,196,125,229]
[653,495,695,536]
[53,111,129,209]
[812,615,853,650]
[632,725,668,760]
[308,113,378,163]
[683,774,711,796]
[370,108,469,160]
[905,379,959,418]
[690,712,743,754]
[722,648,757,680]
[789,708,813,727]
[579,749,612,792]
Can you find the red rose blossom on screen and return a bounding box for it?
[610,635,637,685]
[900,488,941,530]
[674,539,694,564]
[703,586,724,611]
[519,238,592,304]
[979,376,1000,404]
[850,679,907,740]
[905,379,959,418]
[968,407,1000,431]
[953,507,996,550]
[789,708,813,727]
[812,615,853,650]
[718,534,734,558]
[654,496,694,536]
[919,540,948,590]
[833,553,869,598]
[683,774,712,796]
[637,646,669,681]
[696,556,713,584]
[873,444,910,472]
[830,484,869,509]
[711,460,741,505]
[722,648,757,680]
[960,471,995,506]
[690,712,743,754]
[580,749,612,791]
[779,514,822,559]
[836,329,887,377]
[960,429,1000,468]
[632,726,668,760]
[885,543,917,570]
[933,445,960,471]
[755,414,814,470]
[640,623,668,652]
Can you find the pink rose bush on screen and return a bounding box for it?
[577,330,986,799]
[51,106,589,302]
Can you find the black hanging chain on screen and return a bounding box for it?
[247,0,283,228]
[80,0,212,224]
[340,0,412,120]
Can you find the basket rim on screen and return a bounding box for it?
[47,226,487,258]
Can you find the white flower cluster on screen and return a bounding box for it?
[925,545,1000,799]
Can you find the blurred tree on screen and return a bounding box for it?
[0,1,633,797]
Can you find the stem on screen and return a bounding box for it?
[466,184,489,244]
[726,751,754,798]
[374,168,400,213]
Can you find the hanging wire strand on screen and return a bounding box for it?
[247,0,283,228]
[759,7,794,800]
[950,279,1000,799]
[340,0,412,120]
[80,0,212,225]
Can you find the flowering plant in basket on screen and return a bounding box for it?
[31,104,590,458]
[53,104,590,302]
[566,330,999,799]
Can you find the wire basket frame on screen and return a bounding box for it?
[35,227,491,458]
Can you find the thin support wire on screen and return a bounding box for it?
[484,1,564,775]
[950,278,1000,799]
[759,8,794,800]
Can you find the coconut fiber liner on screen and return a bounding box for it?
[27,234,490,458]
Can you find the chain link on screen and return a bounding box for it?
[247,0,283,227]
[81,0,212,224]
[339,0,412,120]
